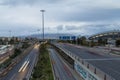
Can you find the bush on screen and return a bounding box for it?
[10,48,21,59]
[31,44,53,80]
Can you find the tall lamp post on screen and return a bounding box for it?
[9,30,11,38]
[40,10,45,41]
[37,29,40,39]
[7,30,12,45]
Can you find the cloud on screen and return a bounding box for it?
[0,0,62,6]
[63,23,120,35]
[0,22,39,36]
[65,25,81,30]
[0,0,120,36]
[56,25,63,31]
[57,8,120,22]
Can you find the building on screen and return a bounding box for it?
[89,30,120,40]
[0,45,14,64]
[89,30,120,46]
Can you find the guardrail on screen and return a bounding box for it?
[53,44,116,80]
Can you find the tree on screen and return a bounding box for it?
[77,38,80,45]
[79,36,87,46]
[116,39,120,47]
[98,38,107,46]
[9,38,14,44]
[0,39,4,45]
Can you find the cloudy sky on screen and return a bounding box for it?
[0,0,120,36]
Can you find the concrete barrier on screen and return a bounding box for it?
[53,43,115,80]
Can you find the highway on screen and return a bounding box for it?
[49,48,76,80]
[55,43,120,80]
[1,44,39,80]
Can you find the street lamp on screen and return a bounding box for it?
[9,30,11,38]
[37,29,40,39]
[40,10,45,41]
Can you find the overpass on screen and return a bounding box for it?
[89,30,120,40]
[52,43,120,80]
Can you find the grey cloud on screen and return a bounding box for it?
[0,0,120,36]
[0,22,39,36]
[64,24,120,35]
[56,25,63,31]
[58,8,120,22]
[65,24,112,31]
[0,0,62,6]
[65,25,81,30]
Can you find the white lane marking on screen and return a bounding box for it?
[22,61,29,72]
[18,61,27,72]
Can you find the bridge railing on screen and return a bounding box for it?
[54,44,115,80]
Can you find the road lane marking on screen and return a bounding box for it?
[18,61,27,72]
[22,61,29,72]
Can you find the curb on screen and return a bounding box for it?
[48,49,56,80]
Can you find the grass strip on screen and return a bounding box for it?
[31,44,54,80]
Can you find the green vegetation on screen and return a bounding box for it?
[0,41,32,70]
[58,36,108,47]
[0,48,22,69]
[22,42,30,49]
[77,36,87,46]
[0,58,12,68]
[116,39,120,47]
[31,44,54,80]
[10,48,21,59]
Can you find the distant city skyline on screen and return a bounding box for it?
[0,0,120,36]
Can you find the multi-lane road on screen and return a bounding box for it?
[49,48,81,80]
[55,43,120,80]
[1,44,39,80]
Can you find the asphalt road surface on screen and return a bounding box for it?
[1,44,39,80]
[49,48,76,80]
[55,43,120,80]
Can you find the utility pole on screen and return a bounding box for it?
[9,30,11,38]
[40,10,45,41]
[37,29,40,39]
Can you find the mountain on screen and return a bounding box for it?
[30,33,76,39]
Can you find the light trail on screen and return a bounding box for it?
[22,61,29,72]
[18,60,30,72]
[18,61,27,72]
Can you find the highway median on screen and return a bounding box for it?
[31,43,54,80]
